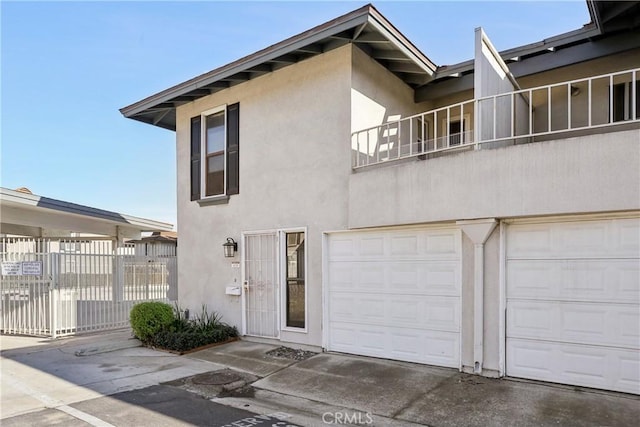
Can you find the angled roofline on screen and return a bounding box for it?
[120,4,436,131]
[0,187,173,232]
[433,14,601,79]
[416,0,640,101]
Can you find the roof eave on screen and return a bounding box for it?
[120,4,437,131]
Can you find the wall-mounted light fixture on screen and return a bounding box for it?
[223,237,238,258]
[570,85,581,97]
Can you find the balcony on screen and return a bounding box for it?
[352,68,640,169]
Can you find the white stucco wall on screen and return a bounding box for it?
[174,43,433,349]
[351,45,432,132]
[175,46,353,347]
[349,128,640,229]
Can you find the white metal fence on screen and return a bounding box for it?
[352,67,640,168]
[0,237,177,337]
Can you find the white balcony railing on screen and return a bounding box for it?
[352,67,640,168]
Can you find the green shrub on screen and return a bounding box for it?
[148,324,238,352]
[130,302,175,343]
[131,303,238,352]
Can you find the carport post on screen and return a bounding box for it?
[457,219,497,374]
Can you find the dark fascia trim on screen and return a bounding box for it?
[120,5,372,120]
[120,4,436,130]
[431,24,601,81]
[367,6,436,73]
[428,0,607,81]
[416,29,640,102]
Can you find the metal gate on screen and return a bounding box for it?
[243,233,279,338]
[0,237,177,337]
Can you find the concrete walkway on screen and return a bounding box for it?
[0,330,224,420]
[189,341,640,427]
[2,332,638,426]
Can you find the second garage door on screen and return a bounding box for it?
[326,227,461,368]
[506,217,640,394]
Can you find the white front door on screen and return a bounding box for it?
[243,233,279,338]
[506,217,640,394]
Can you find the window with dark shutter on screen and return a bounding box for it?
[226,103,240,195]
[190,116,202,201]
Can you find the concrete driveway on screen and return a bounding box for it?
[190,341,640,427]
[2,332,638,426]
[0,330,230,421]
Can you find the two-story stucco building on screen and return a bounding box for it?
[121,1,640,394]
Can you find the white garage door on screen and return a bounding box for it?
[506,217,640,394]
[326,227,461,368]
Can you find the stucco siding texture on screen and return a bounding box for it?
[174,45,352,347]
[349,129,640,229]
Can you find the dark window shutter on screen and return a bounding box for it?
[190,116,201,201]
[226,103,240,195]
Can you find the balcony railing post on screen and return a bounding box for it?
[609,75,614,123]
[567,83,572,130]
[633,70,637,120]
[510,93,514,139]
[588,79,592,127]
[366,131,370,167]
[350,67,638,169]
[529,89,533,136]
[493,96,497,140]
[474,98,480,150]
[409,118,413,156]
[446,107,450,147]
[548,86,552,132]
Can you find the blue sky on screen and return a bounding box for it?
[1,1,591,227]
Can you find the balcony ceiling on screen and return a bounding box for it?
[120,4,436,131]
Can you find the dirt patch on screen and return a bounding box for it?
[265,346,317,361]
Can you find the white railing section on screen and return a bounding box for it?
[352,67,639,168]
[352,100,475,168]
[0,237,177,337]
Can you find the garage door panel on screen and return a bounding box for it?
[329,322,460,368]
[330,293,460,333]
[507,301,639,348]
[328,229,460,262]
[329,261,460,296]
[327,228,461,369]
[507,219,638,259]
[619,218,640,252]
[506,217,640,394]
[507,259,639,302]
[507,338,640,394]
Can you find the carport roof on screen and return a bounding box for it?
[0,187,173,238]
[120,4,437,131]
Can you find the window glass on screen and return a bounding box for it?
[285,232,305,329]
[206,111,225,154]
[204,109,226,196]
[206,153,225,196]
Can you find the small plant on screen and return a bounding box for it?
[131,302,238,353]
[192,304,222,332]
[130,302,174,343]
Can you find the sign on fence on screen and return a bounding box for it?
[22,261,43,276]
[1,261,22,276]
[1,261,43,276]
